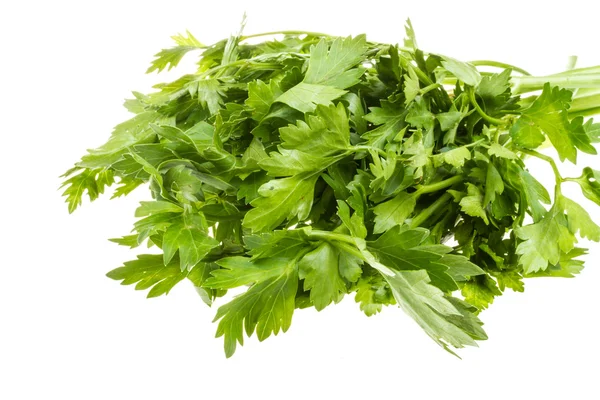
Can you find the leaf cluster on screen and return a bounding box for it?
[62,21,600,357]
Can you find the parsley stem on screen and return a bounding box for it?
[469,60,531,76]
[416,175,463,195]
[240,31,331,41]
[308,230,358,246]
[353,145,387,157]
[518,148,563,186]
[465,138,485,148]
[410,192,453,228]
[512,74,600,94]
[468,88,506,126]
[420,83,442,95]
[549,64,600,76]
[411,66,452,109]
[333,242,369,261]
[413,66,434,86]
[568,93,600,117]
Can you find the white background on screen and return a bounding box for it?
[1,1,599,399]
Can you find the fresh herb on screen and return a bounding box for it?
[61,19,600,357]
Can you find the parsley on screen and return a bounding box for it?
[62,20,600,357]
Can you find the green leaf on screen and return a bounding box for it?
[436,104,467,144]
[213,263,298,357]
[277,82,347,113]
[237,171,270,204]
[406,96,435,131]
[458,184,489,224]
[476,69,511,100]
[515,205,576,273]
[60,168,114,213]
[106,254,189,298]
[483,162,504,207]
[575,167,600,206]
[525,248,586,278]
[510,84,593,163]
[442,58,482,87]
[560,196,600,241]
[206,257,289,289]
[341,92,367,134]
[246,228,312,259]
[372,192,418,234]
[584,118,600,143]
[403,18,418,49]
[111,176,143,198]
[133,212,180,243]
[435,254,485,281]
[303,35,367,88]
[404,64,420,105]
[337,200,367,239]
[246,79,283,121]
[280,103,351,153]
[243,175,318,232]
[108,235,139,248]
[510,119,546,149]
[505,165,551,222]
[187,261,222,306]
[433,146,471,168]
[189,78,226,115]
[383,269,484,353]
[162,213,219,270]
[299,242,347,310]
[78,111,164,169]
[488,143,518,160]
[354,268,395,316]
[134,201,183,217]
[362,100,407,149]
[368,227,458,292]
[147,31,204,73]
[339,251,363,283]
[245,104,352,232]
[494,270,525,292]
[260,148,331,176]
[461,275,502,311]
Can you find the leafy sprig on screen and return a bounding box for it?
[62,20,600,357]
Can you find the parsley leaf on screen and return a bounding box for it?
[511,84,595,163]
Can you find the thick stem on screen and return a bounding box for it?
[512,74,600,94]
[569,93,600,117]
[550,65,600,76]
[416,175,463,195]
[468,88,506,126]
[410,192,453,228]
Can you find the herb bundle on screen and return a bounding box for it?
[62,20,600,357]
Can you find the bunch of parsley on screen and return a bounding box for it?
[62,20,600,357]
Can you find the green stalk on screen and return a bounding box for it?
[469,60,531,76]
[468,88,505,125]
[353,145,388,157]
[518,148,563,187]
[308,230,357,246]
[240,30,331,41]
[569,93,600,117]
[512,73,600,94]
[416,175,463,195]
[410,192,453,228]
[549,65,600,76]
